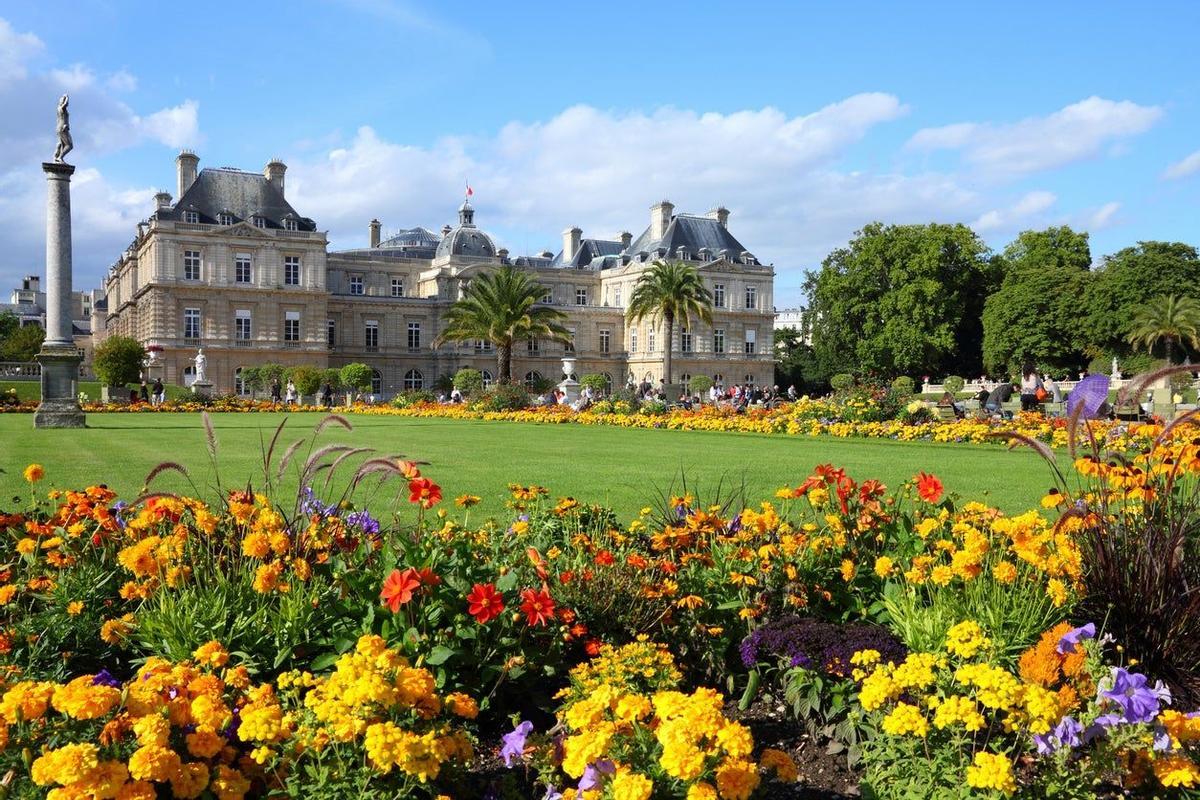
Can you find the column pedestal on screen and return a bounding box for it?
[191,380,214,398]
[34,345,85,428]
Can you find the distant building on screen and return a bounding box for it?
[1,274,95,368]
[93,151,777,396]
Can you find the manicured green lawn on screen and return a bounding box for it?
[0,412,1054,520]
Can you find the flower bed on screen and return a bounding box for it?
[3,412,1199,797]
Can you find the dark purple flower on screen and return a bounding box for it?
[1054,716,1083,748]
[1056,623,1095,655]
[501,721,534,767]
[1083,712,1122,743]
[91,669,120,688]
[727,514,742,534]
[578,760,615,791]
[345,509,380,536]
[542,787,563,800]
[1100,668,1163,723]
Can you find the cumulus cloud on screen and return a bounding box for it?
[907,96,1162,177]
[1087,201,1121,230]
[0,17,42,82]
[1163,149,1200,180]
[971,190,1058,233]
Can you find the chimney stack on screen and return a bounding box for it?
[264,158,287,196]
[709,206,730,229]
[619,231,632,250]
[650,200,674,240]
[154,191,172,211]
[562,226,582,262]
[176,150,199,199]
[369,219,382,248]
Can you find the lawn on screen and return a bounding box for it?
[0,411,1054,519]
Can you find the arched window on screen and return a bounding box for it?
[524,371,542,389]
[370,369,382,395]
[679,372,692,387]
[744,374,755,385]
[404,369,423,390]
[713,373,724,386]
[182,365,196,387]
[602,373,613,395]
[234,367,249,396]
[481,370,493,389]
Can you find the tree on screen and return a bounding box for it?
[774,326,819,391]
[434,265,571,383]
[0,310,19,342]
[580,374,609,395]
[240,366,266,396]
[982,227,1092,375]
[0,323,45,362]
[1083,242,1200,358]
[1126,295,1200,364]
[290,366,322,400]
[339,363,373,395]
[92,335,146,386]
[805,223,998,379]
[688,375,714,396]
[626,260,713,386]
[453,368,484,397]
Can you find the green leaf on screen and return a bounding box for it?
[425,646,456,666]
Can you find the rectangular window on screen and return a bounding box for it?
[253,216,266,229]
[235,310,251,341]
[565,328,576,353]
[407,321,421,350]
[183,250,201,281]
[648,328,656,353]
[681,328,693,353]
[475,339,493,353]
[744,328,757,355]
[391,277,404,297]
[183,211,199,224]
[575,288,588,306]
[713,283,725,308]
[630,328,638,353]
[184,307,201,340]
[599,329,611,354]
[745,285,757,310]
[284,218,298,231]
[542,290,553,304]
[349,275,364,295]
[614,286,622,306]
[527,337,540,354]
[326,319,335,349]
[365,320,378,350]
[713,328,725,354]
[284,310,300,342]
[235,254,252,284]
[284,256,300,286]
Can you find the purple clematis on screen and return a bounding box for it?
[578,760,616,791]
[1099,668,1170,724]
[500,721,534,767]
[1056,623,1095,655]
[91,669,120,688]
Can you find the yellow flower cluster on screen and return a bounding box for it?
[965,751,1017,795]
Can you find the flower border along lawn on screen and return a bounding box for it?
[0,411,1052,517]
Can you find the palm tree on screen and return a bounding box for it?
[1127,294,1200,364]
[434,265,571,384]
[626,260,714,386]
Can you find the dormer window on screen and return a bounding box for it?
[252,216,267,229]
[698,247,712,262]
[182,210,199,224]
[218,213,234,226]
[283,218,298,232]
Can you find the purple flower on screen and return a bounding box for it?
[91,669,120,688]
[500,721,534,767]
[299,486,337,518]
[542,788,563,800]
[727,514,742,535]
[1100,668,1164,723]
[578,760,615,791]
[1056,623,1095,655]
[1153,727,1173,752]
[1033,733,1056,755]
[1054,716,1083,748]
[1083,713,1122,743]
[344,509,380,536]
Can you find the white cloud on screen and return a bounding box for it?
[907,96,1162,177]
[0,17,42,82]
[50,63,94,91]
[135,100,200,149]
[105,69,137,93]
[1163,149,1200,180]
[971,190,1057,233]
[1087,201,1121,230]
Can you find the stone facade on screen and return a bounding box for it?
[95,152,776,396]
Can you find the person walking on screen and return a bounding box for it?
[270,378,282,404]
[285,379,297,405]
[139,380,149,403]
[320,382,333,408]
[152,378,164,406]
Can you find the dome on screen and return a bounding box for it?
[378,226,440,249]
[434,200,498,259]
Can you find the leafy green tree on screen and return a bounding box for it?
[579,374,609,395]
[0,323,45,362]
[0,310,19,342]
[1126,294,1200,364]
[289,366,322,399]
[434,265,571,384]
[626,260,713,385]
[92,335,146,386]
[805,223,998,379]
[453,368,484,397]
[981,227,1092,375]
[240,366,265,395]
[339,363,373,394]
[688,375,714,396]
[774,326,822,391]
[1083,242,1200,358]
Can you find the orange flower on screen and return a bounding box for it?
[380,568,421,613]
[916,472,943,504]
[396,460,422,479]
[519,588,556,627]
[466,582,504,624]
[23,464,44,483]
[407,477,442,509]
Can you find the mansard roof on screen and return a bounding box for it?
[154,168,317,231]
[625,213,755,264]
[550,238,625,269]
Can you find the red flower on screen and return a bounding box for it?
[466,582,504,624]
[859,480,887,503]
[415,567,441,588]
[519,588,556,627]
[380,568,421,613]
[594,550,614,566]
[408,477,442,509]
[558,570,575,585]
[916,472,944,504]
[584,639,603,657]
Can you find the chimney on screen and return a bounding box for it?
[650,200,674,239]
[369,219,381,248]
[441,224,452,237]
[562,226,582,262]
[154,191,172,211]
[176,150,199,199]
[497,248,509,261]
[264,158,286,195]
[709,206,730,229]
[619,231,632,250]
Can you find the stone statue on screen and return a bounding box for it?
[1111,356,1120,378]
[54,94,73,163]
[194,347,207,382]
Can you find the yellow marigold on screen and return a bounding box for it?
[873,556,894,578]
[30,742,99,786]
[133,714,171,747]
[944,620,991,659]
[65,600,84,615]
[881,702,928,737]
[186,728,225,758]
[210,765,250,800]
[127,744,182,783]
[715,759,761,800]
[252,561,285,593]
[759,747,798,782]
[0,680,55,723]
[716,721,754,759]
[686,783,718,800]
[24,464,44,483]
[241,532,271,559]
[992,561,1018,584]
[444,692,479,720]
[170,761,210,800]
[840,559,856,582]
[51,675,120,720]
[610,770,653,800]
[659,740,706,780]
[965,751,1016,795]
[16,538,35,555]
[193,640,230,669]
[1046,578,1068,607]
[1154,753,1200,788]
[116,780,157,800]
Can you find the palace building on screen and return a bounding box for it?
[93,151,776,396]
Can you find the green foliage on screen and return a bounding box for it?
[0,309,19,341]
[435,265,570,383]
[239,365,266,393]
[579,373,608,394]
[391,389,437,407]
[92,335,146,386]
[982,227,1093,374]
[322,367,343,390]
[890,376,915,396]
[688,374,714,395]
[289,365,323,397]
[806,222,999,379]
[452,368,484,396]
[1086,351,1160,378]
[943,375,965,395]
[1126,294,1200,363]
[830,373,855,391]
[475,383,530,411]
[0,323,45,362]
[626,260,714,385]
[339,362,373,392]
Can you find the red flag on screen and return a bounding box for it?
[465,183,473,197]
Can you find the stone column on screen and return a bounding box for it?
[34,161,85,428]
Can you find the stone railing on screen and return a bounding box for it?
[0,360,95,381]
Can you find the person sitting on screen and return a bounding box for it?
[939,391,965,419]
[985,383,1015,418]
[1019,363,1043,412]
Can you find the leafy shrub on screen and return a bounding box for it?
[830,372,855,391]
[289,365,323,398]
[340,362,373,393]
[433,373,455,394]
[891,376,915,396]
[391,389,437,408]
[897,399,936,424]
[92,335,146,387]
[688,374,714,395]
[452,368,484,397]
[638,399,667,415]
[579,373,608,394]
[943,375,965,395]
[476,383,530,411]
[322,367,342,390]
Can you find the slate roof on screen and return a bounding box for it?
[435,202,497,259]
[550,238,625,269]
[375,227,440,258]
[625,213,755,264]
[154,168,317,231]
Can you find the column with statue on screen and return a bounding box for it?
[191,347,213,397]
[34,94,85,428]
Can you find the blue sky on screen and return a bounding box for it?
[1,1,1198,306]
